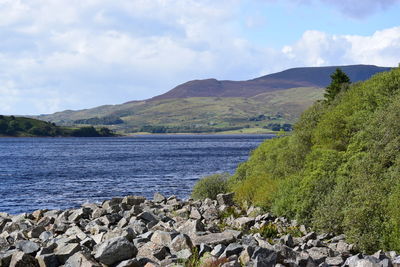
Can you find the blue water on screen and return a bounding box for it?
[0,135,272,214]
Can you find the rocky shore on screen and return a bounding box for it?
[0,193,398,267]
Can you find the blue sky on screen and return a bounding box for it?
[0,0,399,115]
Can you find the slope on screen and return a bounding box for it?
[229,66,400,252]
[36,65,391,134]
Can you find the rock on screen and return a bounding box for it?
[138,212,158,223]
[344,253,364,267]
[170,234,193,253]
[65,225,87,240]
[98,213,122,226]
[54,243,81,264]
[221,260,241,267]
[102,198,123,209]
[225,230,242,240]
[39,231,53,242]
[137,242,168,262]
[216,193,235,206]
[252,247,277,267]
[199,243,212,256]
[295,251,316,267]
[123,196,146,206]
[274,244,299,264]
[117,217,129,228]
[211,244,226,257]
[224,243,243,257]
[115,258,142,267]
[336,240,351,254]
[307,247,333,265]
[68,208,90,222]
[153,192,166,203]
[356,258,380,267]
[28,225,46,239]
[150,231,176,246]
[9,251,39,267]
[175,249,192,260]
[303,232,317,242]
[192,231,236,246]
[129,219,148,234]
[189,208,202,220]
[0,250,15,267]
[94,236,137,266]
[281,234,294,248]
[91,208,106,219]
[15,240,40,255]
[239,246,254,265]
[64,252,101,267]
[387,251,397,260]
[393,256,400,267]
[232,217,255,230]
[202,207,219,221]
[325,256,344,266]
[36,253,59,267]
[307,239,324,248]
[176,219,204,237]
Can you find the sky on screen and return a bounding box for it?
[0,0,400,115]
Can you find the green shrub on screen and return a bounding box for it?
[191,173,229,200]
[252,223,279,239]
[230,67,400,252]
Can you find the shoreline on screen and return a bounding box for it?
[0,193,395,266]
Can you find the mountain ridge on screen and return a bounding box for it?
[37,64,392,134]
[148,64,391,101]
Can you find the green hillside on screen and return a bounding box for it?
[35,65,390,134]
[228,67,400,252]
[38,87,323,133]
[0,115,114,137]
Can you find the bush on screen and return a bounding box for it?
[230,67,400,252]
[191,173,229,200]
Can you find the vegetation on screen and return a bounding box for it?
[37,87,324,134]
[227,67,400,252]
[74,115,123,125]
[324,68,351,102]
[0,116,115,137]
[191,173,230,200]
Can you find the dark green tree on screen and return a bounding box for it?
[324,68,351,102]
[0,119,7,133]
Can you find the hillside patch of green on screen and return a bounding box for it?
[0,115,115,137]
[227,67,400,252]
[36,87,323,134]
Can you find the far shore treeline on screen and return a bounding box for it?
[0,115,115,137]
[192,67,400,253]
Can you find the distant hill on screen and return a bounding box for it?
[37,65,391,134]
[0,115,115,137]
[150,65,391,100]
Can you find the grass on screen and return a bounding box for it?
[35,87,324,134]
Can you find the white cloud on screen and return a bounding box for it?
[280,27,400,67]
[0,0,399,115]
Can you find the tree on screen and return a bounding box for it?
[0,119,7,133]
[324,68,351,102]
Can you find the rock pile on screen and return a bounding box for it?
[0,193,399,266]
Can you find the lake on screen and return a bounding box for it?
[0,135,273,214]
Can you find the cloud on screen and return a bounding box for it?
[280,26,400,67]
[0,0,399,115]
[321,0,400,18]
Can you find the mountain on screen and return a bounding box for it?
[37,65,391,134]
[150,65,391,100]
